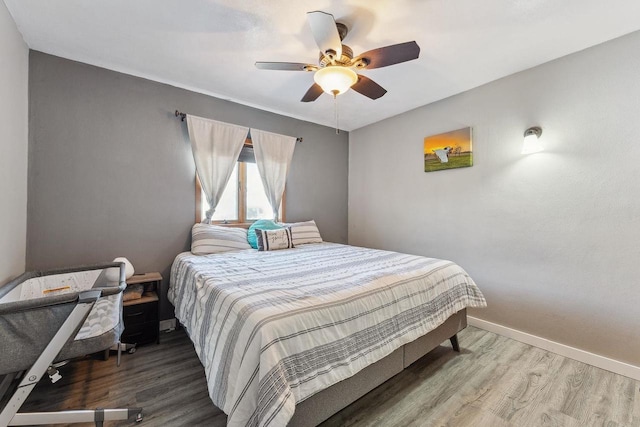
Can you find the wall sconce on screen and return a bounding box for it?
[522,126,543,154]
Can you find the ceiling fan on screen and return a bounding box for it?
[255,11,420,102]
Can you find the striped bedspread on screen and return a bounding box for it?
[169,243,486,427]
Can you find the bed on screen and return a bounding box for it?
[169,242,486,427]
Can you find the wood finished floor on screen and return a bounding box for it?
[18,326,640,427]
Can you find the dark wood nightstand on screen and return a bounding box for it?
[122,272,161,346]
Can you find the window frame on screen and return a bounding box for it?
[195,142,286,226]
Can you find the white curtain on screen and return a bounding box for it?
[187,115,249,223]
[251,129,296,220]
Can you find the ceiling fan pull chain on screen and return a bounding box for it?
[334,93,340,134]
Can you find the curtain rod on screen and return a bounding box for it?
[174,110,303,143]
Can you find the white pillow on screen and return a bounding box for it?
[191,224,251,255]
[280,220,323,246]
[255,227,294,251]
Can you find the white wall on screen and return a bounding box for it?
[0,0,28,284]
[349,30,640,366]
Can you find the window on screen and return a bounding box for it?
[196,144,285,225]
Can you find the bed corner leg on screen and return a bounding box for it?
[450,334,460,352]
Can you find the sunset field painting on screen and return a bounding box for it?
[424,127,473,172]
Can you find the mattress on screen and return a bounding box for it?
[169,242,486,427]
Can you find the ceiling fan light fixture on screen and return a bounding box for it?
[314,66,358,96]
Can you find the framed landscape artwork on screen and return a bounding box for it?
[424,127,473,172]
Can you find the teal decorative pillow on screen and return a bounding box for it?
[248,219,282,249]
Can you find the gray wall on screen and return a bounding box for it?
[27,52,349,318]
[0,1,28,284]
[349,31,640,366]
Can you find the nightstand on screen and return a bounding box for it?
[121,272,161,346]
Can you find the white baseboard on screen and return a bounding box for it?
[468,316,640,381]
[159,318,176,332]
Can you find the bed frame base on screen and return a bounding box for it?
[289,309,467,427]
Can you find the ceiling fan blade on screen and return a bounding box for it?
[307,11,342,59]
[355,41,420,69]
[255,62,317,71]
[301,83,324,102]
[351,75,387,100]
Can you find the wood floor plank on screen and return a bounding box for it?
[633,380,640,426]
[557,358,597,422]
[406,360,512,426]
[484,347,565,424]
[13,326,638,427]
[583,365,616,427]
[612,374,638,426]
[409,382,511,427]
[584,366,639,427]
[522,407,583,427]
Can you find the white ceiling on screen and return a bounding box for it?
[5,0,640,131]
